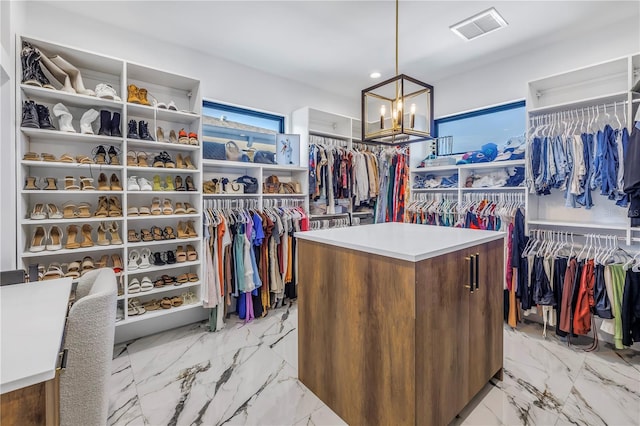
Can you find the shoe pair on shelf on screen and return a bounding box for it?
[178,128,199,146]
[127,120,154,141]
[153,273,198,287]
[93,196,123,217]
[154,100,178,111]
[127,84,151,106]
[128,248,152,270]
[97,111,122,137]
[177,221,198,239]
[21,41,95,96]
[24,176,56,190]
[29,225,63,252]
[176,244,198,262]
[64,222,120,249]
[127,200,196,217]
[21,100,55,130]
[29,203,63,220]
[147,175,196,192]
[127,176,153,191]
[92,145,121,165]
[38,255,102,281]
[96,173,122,191]
[150,250,178,266]
[127,151,150,167]
[128,225,176,243]
[62,176,100,191]
[128,276,153,294]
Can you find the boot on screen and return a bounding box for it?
[36,104,56,130]
[98,110,112,136]
[127,120,139,139]
[127,84,140,104]
[38,50,75,94]
[48,55,95,96]
[32,49,55,90]
[80,109,99,134]
[139,120,154,141]
[111,112,122,137]
[20,43,41,87]
[21,101,40,128]
[52,103,75,132]
[137,88,151,106]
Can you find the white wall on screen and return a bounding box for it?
[433,14,640,118]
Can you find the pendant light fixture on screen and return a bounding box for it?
[361,0,434,145]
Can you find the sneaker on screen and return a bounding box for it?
[127,176,140,191]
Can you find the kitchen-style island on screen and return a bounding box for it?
[296,222,506,426]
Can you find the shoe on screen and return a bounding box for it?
[162,199,173,215]
[81,256,96,276]
[110,173,122,190]
[93,197,108,217]
[184,155,196,170]
[178,128,189,144]
[188,132,199,145]
[138,177,153,191]
[29,226,47,252]
[185,176,196,191]
[177,221,189,239]
[165,175,175,191]
[167,101,178,111]
[139,248,151,268]
[138,88,151,106]
[52,103,75,132]
[174,202,186,214]
[140,228,153,242]
[139,120,154,141]
[111,112,122,137]
[95,83,120,101]
[128,250,140,270]
[93,145,108,164]
[98,110,112,136]
[128,176,140,191]
[21,42,45,87]
[140,276,153,292]
[23,152,40,161]
[166,251,176,264]
[80,108,99,134]
[80,176,95,190]
[63,202,77,219]
[109,196,123,217]
[43,177,57,190]
[38,48,75,92]
[48,55,95,96]
[150,197,162,215]
[160,297,173,309]
[21,101,40,128]
[161,151,175,168]
[187,273,199,282]
[128,278,141,294]
[128,229,140,242]
[152,152,165,168]
[29,203,46,220]
[108,221,123,245]
[186,245,198,261]
[97,222,110,246]
[175,176,185,191]
[127,151,137,166]
[97,173,110,190]
[47,203,63,219]
[152,252,166,266]
[169,129,178,144]
[185,220,197,238]
[108,146,120,165]
[77,202,92,218]
[112,254,124,276]
[184,203,197,214]
[137,152,149,167]
[127,84,141,104]
[25,176,39,190]
[176,246,186,262]
[127,206,139,216]
[65,262,81,278]
[156,127,167,142]
[152,175,163,191]
[163,226,176,240]
[76,154,93,164]
[65,224,80,249]
[42,263,65,280]
[80,224,94,248]
[36,104,56,130]
[127,120,139,139]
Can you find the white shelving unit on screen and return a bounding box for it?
[525,52,640,245]
[16,35,205,342]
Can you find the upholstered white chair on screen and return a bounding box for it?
[59,268,117,426]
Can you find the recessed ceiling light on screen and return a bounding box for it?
[450,7,508,41]
[370,72,381,79]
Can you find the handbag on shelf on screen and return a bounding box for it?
[253,150,276,164]
[225,141,247,162]
[203,142,226,160]
[236,175,258,194]
[264,175,280,193]
[226,182,245,194]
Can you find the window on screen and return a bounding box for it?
[435,100,525,154]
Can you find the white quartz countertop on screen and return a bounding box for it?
[1,278,72,394]
[295,223,505,262]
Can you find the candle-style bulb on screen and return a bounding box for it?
[410,103,416,129]
[380,105,386,129]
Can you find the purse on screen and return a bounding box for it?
[225,141,245,162]
[253,150,276,164]
[236,175,258,194]
[203,142,226,160]
[226,182,245,194]
[264,175,280,193]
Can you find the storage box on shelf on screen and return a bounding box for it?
[16,36,205,340]
[525,53,640,243]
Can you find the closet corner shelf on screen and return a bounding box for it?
[460,160,526,170]
[260,164,308,172]
[20,84,124,108]
[527,91,629,114]
[126,103,200,124]
[309,130,350,140]
[127,259,200,275]
[309,213,350,219]
[411,165,458,173]
[21,128,123,144]
[127,236,201,248]
[116,301,203,326]
[21,161,124,171]
[527,220,629,231]
[126,166,200,174]
[126,139,201,152]
[126,190,200,195]
[262,193,305,198]
[124,280,201,299]
[21,244,124,258]
[21,217,125,225]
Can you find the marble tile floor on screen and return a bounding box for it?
[109,305,640,426]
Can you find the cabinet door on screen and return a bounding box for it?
[415,249,471,425]
[467,240,504,398]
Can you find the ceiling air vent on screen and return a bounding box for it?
[450,8,508,41]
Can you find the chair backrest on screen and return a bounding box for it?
[59,268,117,426]
[0,269,27,285]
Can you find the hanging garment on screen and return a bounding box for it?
[559,258,578,333]
[553,257,568,337]
[610,264,626,349]
[573,259,595,335]
[593,264,613,319]
[622,270,640,346]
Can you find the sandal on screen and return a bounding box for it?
[127,206,139,216]
[162,199,173,215]
[185,176,196,191]
[42,263,64,280]
[138,206,151,215]
[96,254,109,268]
[184,155,196,170]
[128,250,140,270]
[177,221,188,239]
[151,226,164,241]
[171,296,183,307]
[154,278,165,288]
[80,176,95,190]
[163,226,176,240]
[97,222,110,246]
[23,152,41,161]
[178,129,189,144]
[128,229,141,242]
[143,299,160,311]
[64,176,80,190]
[109,196,122,217]
[166,250,177,264]
[150,197,162,215]
[59,153,75,163]
[140,276,153,292]
[43,177,57,190]
[41,153,57,162]
[169,129,178,144]
[29,226,46,252]
[162,151,175,168]
[164,175,175,191]
[187,273,199,282]
[139,248,151,269]
[76,155,93,165]
[128,298,146,315]
[25,176,39,190]
[62,203,77,219]
[174,202,187,214]
[152,153,165,168]
[47,203,63,219]
[176,245,187,262]
[188,132,199,146]
[98,173,110,190]
[108,146,120,165]
[93,145,107,164]
[110,174,123,191]
[137,152,149,167]
[77,202,92,218]
[127,151,137,166]
[80,224,94,248]
[175,175,185,191]
[153,175,163,191]
[30,203,46,220]
[140,228,153,242]
[153,252,166,266]
[81,256,95,275]
[176,273,188,284]
[128,278,141,294]
[162,274,174,286]
[65,261,81,278]
[176,153,185,169]
[111,254,123,275]
[186,244,197,261]
[108,222,122,245]
[185,220,197,238]
[65,225,80,249]
[160,297,173,309]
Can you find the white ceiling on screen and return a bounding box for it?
[43,1,639,97]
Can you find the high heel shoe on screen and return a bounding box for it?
[46,226,63,251]
[176,245,186,263]
[127,151,138,167]
[162,199,173,215]
[48,54,95,96]
[44,177,57,190]
[184,203,197,214]
[184,155,196,170]
[137,152,149,167]
[38,52,75,93]
[188,132,199,146]
[169,129,178,144]
[65,224,81,249]
[77,202,92,218]
[25,176,39,190]
[165,175,175,191]
[178,129,189,144]
[109,196,123,217]
[96,254,109,269]
[151,226,164,241]
[30,203,46,220]
[80,176,95,190]
[64,176,79,190]
[185,176,196,192]
[110,173,122,191]
[47,203,63,219]
[93,145,108,164]
[108,146,120,165]
[150,197,162,215]
[152,175,163,191]
[185,220,197,238]
[177,221,189,239]
[175,175,185,191]
[111,254,123,275]
[186,244,198,261]
[52,103,76,132]
[176,153,185,169]
[29,226,47,252]
[98,173,110,190]
[97,222,110,246]
[109,222,122,245]
[94,197,108,217]
[139,248,151,269]
[156,127,167,142]
[80,224,94,248]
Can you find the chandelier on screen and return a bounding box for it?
[361,0,434,145]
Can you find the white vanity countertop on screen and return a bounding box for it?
[1,278,72,394]
[295,222,505,262]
